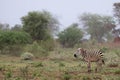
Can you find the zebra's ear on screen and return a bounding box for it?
[78,48,82,50]
[79,48,84,52]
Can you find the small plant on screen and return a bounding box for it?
[81,76,92,80]
[33,62,44,67]
[5,71,12,79]
[4,68,13,80]
[108,63,119,67]
[31,70,41,80]
[93,76,102,80]
[114,70,120,74]
[114,50,120,57]
[20,66,29,80]
[21,52,34,60]
[0,65,5,71]
[100,47,108,53]
[24,41,49,57]
[59,62,65,67]
[62,72,71,80]
[78,63,81,67]
[14,77,22,80]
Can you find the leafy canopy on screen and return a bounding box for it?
[79,13,115,42]
[21,11,59,41]
[58,23,83,47]
[113,3,120,24]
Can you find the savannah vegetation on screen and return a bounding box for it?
[0,2,120,80]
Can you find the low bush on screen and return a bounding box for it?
[62,72,71,80]
[24,41,49,57]
[81,76,92,80]
[59,62,65,67]
[114,70,120,74]
[39,38,55,51]
[21,52,34,60]
[108,63,119,67]
[33,62,44,67]
[0,31,32,56]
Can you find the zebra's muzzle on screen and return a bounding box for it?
[74,54,77,58]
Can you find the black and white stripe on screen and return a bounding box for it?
[74,48,105,72]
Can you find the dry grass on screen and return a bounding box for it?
[0,44,120,80]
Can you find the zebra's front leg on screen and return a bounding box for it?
[95,61,102,72]
[87,61,91,72]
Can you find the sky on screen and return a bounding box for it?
[0,0,120,30]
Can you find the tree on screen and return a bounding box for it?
[11,24,22,31]
[113,3,120,24]
[58,23,83,48]
[79,13,115,43]
[113,3,120,43]
[0,23,10,31]
[21,10,59,41]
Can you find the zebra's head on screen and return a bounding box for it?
[74,48,85,58]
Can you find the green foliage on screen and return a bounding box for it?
[5,70,12,79]
[19,66,29,80]
[39,38,55,51]
[108,63,119,67]
[81,76,92,80]
[62,72,71,80]
[0,31,32,56]
[11,24,22,31]
[114,70,120,74]
[21,10,59,41]
[59,62,65,67]
[114,50,120,57]
[80,13,115,43]
[100,47,108,53]
[24,41,48,57]
[58,23,83,47]
[33,62,44,67]
[21,52,34,60]
[0,31,31,46]
[0,46,119,80]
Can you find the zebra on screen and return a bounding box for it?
[74,48,105,72]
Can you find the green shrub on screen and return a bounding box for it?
[21,52,34,60]
[5,70,12,79]
[0,31,31,46]
[24,41,48,57]
[114,70,120,74]
[58,24,83,48]
[62,72,71,80]
[33,62,44,67]
[114,50,120,57]
[108,63,119,67]
[0,31,32,56]
[100,47,108,53]
[20,66,29,80]
[81,76,92,80]
[59,62,65,67]
[39,38,55,51]
[2,45,24,56]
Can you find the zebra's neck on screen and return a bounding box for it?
[81,49,87,58]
